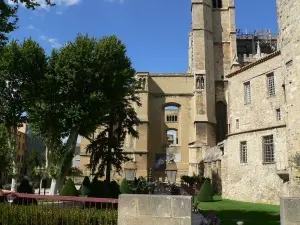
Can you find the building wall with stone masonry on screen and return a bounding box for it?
[277,0,300,197]
[222,53,287,205]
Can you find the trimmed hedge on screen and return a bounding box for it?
[88,180,112,198]
[119,178,133,194]
[0,203,117,225]
[60,178,79,197]
[196,178,214,202]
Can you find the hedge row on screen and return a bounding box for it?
[0,203,117,225]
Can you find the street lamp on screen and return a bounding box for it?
[124,161,137,181]
[165,160,178,184]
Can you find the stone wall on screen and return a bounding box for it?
[277,0,300,197]
[223,53,286,205]
[280,197,300,225]
[118,194,192,225]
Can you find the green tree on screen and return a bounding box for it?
[86,98,141,182]
[0,0,54,48]
[28,34,138,194]
[0,124,13,174]
[0,39,47,190]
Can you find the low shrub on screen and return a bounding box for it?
[0,203,117,225]
[109,181,120,199]
[88,180,111,198]
[60,178,79,197]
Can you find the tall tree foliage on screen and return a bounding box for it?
[28,34,138,194]
[0,0,54,48]
[0,39,47,190]
[0,124,13,173]
[86,97,141,182]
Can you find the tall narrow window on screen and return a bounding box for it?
[212,0,222,8]
[244,82,251,104]
[276,108,281,121]
[263,135,275,163]
[240,141,247,163]
[267,73,275,96]
[236,119,239,129]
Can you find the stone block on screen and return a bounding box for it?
[137,195,172,217]
[118,194,137,218]
[153,218,182,225]
[120,216,155,225]
[171,196,192,218]
[280,197,300,225]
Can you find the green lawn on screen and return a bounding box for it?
[197,195,280,225]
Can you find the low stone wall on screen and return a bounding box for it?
[118,194,192,225]
[280,197,300,225]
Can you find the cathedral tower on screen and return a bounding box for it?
[190,0,237,148]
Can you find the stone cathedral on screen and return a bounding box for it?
[80,0,300,205]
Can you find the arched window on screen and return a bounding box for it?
[212,0,222,8]
[216,101,228,143]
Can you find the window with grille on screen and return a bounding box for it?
[240,141,247,163]
[263,135,275,163]
[244,82,251,104]
[276,108,281,121]
[267,73,275,96]
[212,0,222,8]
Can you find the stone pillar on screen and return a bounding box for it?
[277,0,300,196]
[118,195,192,225]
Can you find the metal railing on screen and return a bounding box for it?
[1,193,118,225]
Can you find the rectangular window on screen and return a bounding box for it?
[263,135,275,163]
[244,82,251,104]
[267,73,275,96]
[236,119,239,129]
[212,0,222,8]
[276,108,281,121]
[240,141,247,163]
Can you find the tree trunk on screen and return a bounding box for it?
[8,126,18,192]
[49,177,64,195]
[106,119,114,183]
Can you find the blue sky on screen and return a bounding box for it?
[9,0,278,73]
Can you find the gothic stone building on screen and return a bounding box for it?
[79,0,300,205]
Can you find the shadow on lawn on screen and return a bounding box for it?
[199,209,280,225]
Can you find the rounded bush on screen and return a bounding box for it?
[17,179,34,194]
[196,178,213,202]
[80,176,91,196]
[60,178,79,196]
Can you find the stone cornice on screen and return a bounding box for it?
[227,124,286,137]
[226,51,281,78]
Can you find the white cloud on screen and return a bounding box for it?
[105,0,124,3]
[39,35,62,49]
[48,38,62,49]
[28,25,35,30]
[56,11,63,15]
